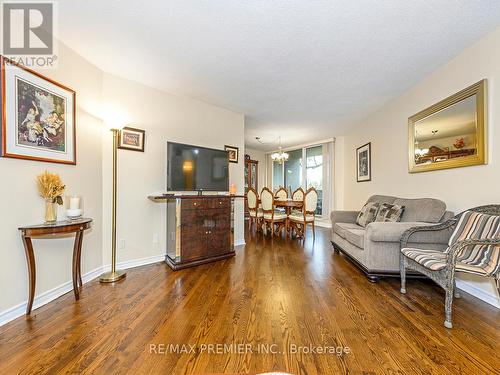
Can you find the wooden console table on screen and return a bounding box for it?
[18,218,93,315]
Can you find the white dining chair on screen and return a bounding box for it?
[247,187,263,231]
[289,187,318,239]
[261,187,287,236]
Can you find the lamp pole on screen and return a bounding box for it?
[100,128,126,283]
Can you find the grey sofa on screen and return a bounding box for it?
[330,195,454,282]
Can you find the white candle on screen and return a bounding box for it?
[69,196,80,210]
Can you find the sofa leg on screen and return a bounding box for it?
[367,275,379,283]
[331,241,340,252]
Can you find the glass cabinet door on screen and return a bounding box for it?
[251,164,257,190]
[244,164,249,191]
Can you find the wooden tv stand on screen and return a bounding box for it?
[149,194,241,270]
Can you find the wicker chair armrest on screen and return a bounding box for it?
[400,218,458,249]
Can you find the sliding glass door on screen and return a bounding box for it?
[305,146,323,215]
[271,143,328,216]
[284,149,302,193]
[272,160,284,190]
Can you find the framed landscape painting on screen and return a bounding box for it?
[1,56,76,164]
[356,142,371,182]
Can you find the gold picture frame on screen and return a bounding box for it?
[408,80,487,173]
[118,127,145,152]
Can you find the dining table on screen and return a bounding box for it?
[257,198,304,236]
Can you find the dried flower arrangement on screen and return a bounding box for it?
[37,171,65,205]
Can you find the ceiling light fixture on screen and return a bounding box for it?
[271,136,289,164]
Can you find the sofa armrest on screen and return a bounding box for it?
[366,221,452,244]
[400,219,458,248]
[330,210,359,225]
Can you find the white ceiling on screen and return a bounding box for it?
[56,1,500,151]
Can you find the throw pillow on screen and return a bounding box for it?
[356,202,380,227]
[374,203,405,222]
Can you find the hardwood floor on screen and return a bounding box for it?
[1,227,499,375]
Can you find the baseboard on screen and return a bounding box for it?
[0,266,103,327]
[107,254,165,272]
[0,254,165,327]
[314,220,332,228]
[234,239,246,247]
[456,279,500,309]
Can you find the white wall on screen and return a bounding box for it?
[101,74,246,266]
[341,26,500,307]
[244,148,266,191]
[0,46,245,325]
[0,42,104,315]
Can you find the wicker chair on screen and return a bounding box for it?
[400,205,500,329]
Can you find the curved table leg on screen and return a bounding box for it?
[72,230,83,300]
[76,230,83,288]
[21,233,36,315]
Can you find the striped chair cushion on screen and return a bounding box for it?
[401,247,498,276]
[448,210,500,247]
[401,248,448,271]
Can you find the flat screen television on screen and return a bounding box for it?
[167,142,229,192]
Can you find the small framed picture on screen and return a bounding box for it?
[118,127,145,152]
[356,142,371,182]
[225,145,239,163]
[1,56,76,164]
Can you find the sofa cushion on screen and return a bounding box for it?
[366,221,431,242]
[334,222,363,239]
[356,202,380,227]
[393,198,446,223]
[374,203,405,222]
[344,228,365,249]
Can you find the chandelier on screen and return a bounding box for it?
[271,137,289,163]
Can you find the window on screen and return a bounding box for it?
[270,143,329,217]
[272,160,283,190]
[284,149,302,192]
[306,146,323,215]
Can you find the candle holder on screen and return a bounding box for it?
[66,195,83,220]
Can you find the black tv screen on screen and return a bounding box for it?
[167,142,229,191]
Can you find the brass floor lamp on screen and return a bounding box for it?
[100,128,126,283]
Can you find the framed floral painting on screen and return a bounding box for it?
[1,56,76,164]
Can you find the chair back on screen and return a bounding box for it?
[247,188,258,210]
[449,207,500,245]
[304,187,318,215]
[260,187,274,212]
[292,187,305,201]
[275,187,288,200]
[448,205,500,280]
